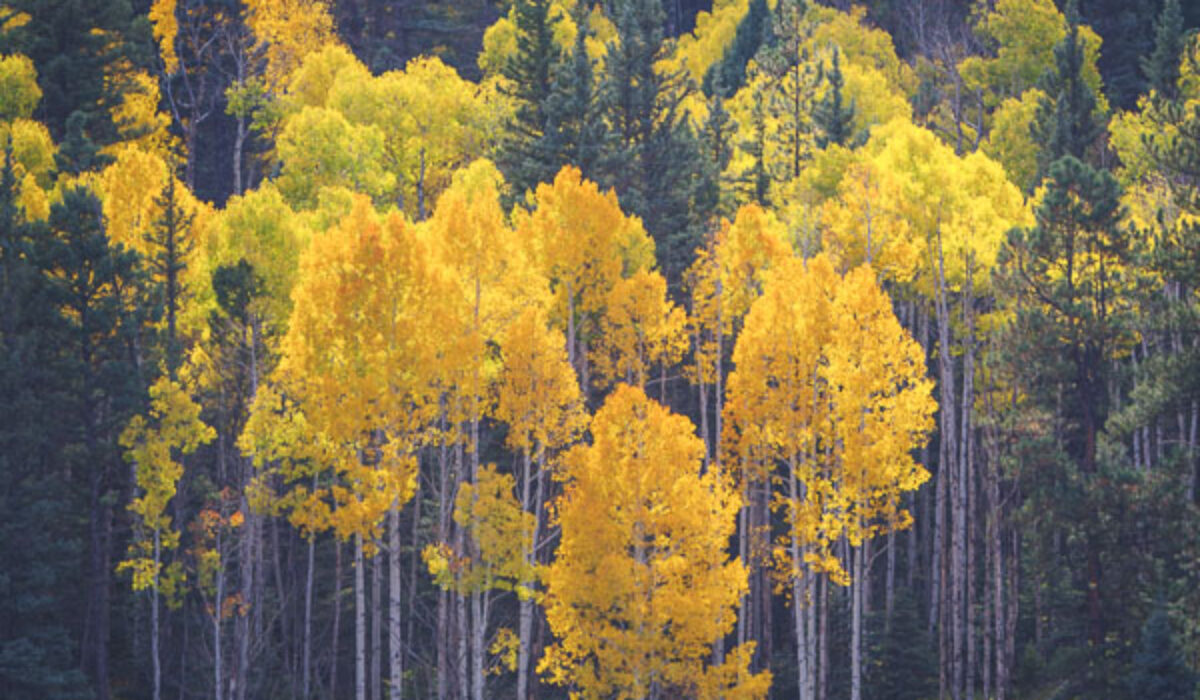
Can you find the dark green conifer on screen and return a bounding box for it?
[1141,0,1186,101]
[1127,607,1196,699]
[1032,0,1104,176]
[497,0,563,202]
[543,10,607,184]
[702,0,772,97]
[600,0,704,283]
[813,46,856,148]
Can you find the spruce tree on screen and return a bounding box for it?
[497,0,563,202]
[1032,0,1104,177]
[1142,0,1186,101]
[702,0,772,97]
[145,165,195,374]
[813,46,856,148]
[42,187,151,700]
[696,79,736,219]
[600,0,704,283]
[543,11,607,184]
[1127,607,1196,699]
[0,137,93,700]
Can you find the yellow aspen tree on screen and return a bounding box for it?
[592,268,688,395]
[816,118,1026,700]
[819,159,921,281]
[685,203,788,668]
[242,0,336,94]
[824,263,935,700]
[494,305,586,699]
[0,116,55,220]
[541,384,771,700]
[0,52,40,120]
[119,374,216,700]
[725,254,935,700]
[422,464,537,679]
[272,195,441,700]
[324,55,504,221]
[515,165,656,385]
[421,159,546,700]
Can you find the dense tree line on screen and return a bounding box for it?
[2,1,1200,699]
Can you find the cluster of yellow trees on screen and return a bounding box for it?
[7,0,1137,697]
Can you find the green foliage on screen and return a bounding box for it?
[813,46,856,148]
[541,12,606,186]
[497,0,563,201]
[1128,606,1196,699]
[1032,1,1105,176]
[866,590,936,700]
[599,0,708,283]
[1141,0,1186,101]
[702,0,771,97]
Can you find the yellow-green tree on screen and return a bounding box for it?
[120,374,216,700]
[541,384,771,700]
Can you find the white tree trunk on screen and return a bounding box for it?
[389,507,404,700]
[356,535,367,700]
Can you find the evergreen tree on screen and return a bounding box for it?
[813,46,856,148]
[543,11,607,184]
[1032,0,1105,177]
[702,0,772,97]
[997,156,1137,667]
[497,0,563,202]
[600,0,704,283]
[1142,0,1186,101]
[1128,607,1196,699]
[0,0,143,141]
[54,111,110,176]
[145,165,195,374]
[42,187,151,700]
[0,137,92,700]
[695,79,736,219]
[866,590,937,700]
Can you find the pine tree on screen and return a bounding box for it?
[1127,607,1196,699]
[145,165,195,374]
[997,156,1137,656]
[696,81,736,219]
[497,0,563,202]
[42,186,151,700]
[702,0,772,97]
[600,0,705,284]
[0,136,94,700]
[543,13,606,184]
[813,47,856,148]
[1141,0,1185,101]
[1032,0,1104,176]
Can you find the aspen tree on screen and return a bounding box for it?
[541,384,770,700]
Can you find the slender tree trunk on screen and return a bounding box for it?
[471,591,485,700]
[152,529,162,700]
[215,527,225,700]
[87,463,113,700]
[303,533,315,700]
[332,540,343,698]
[371,550,382,700]
[389,507,404,700]
[850,541,864,700]
[356,534,367,700]
[518,451,533,700]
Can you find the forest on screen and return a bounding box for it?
[1,0,1200,699]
